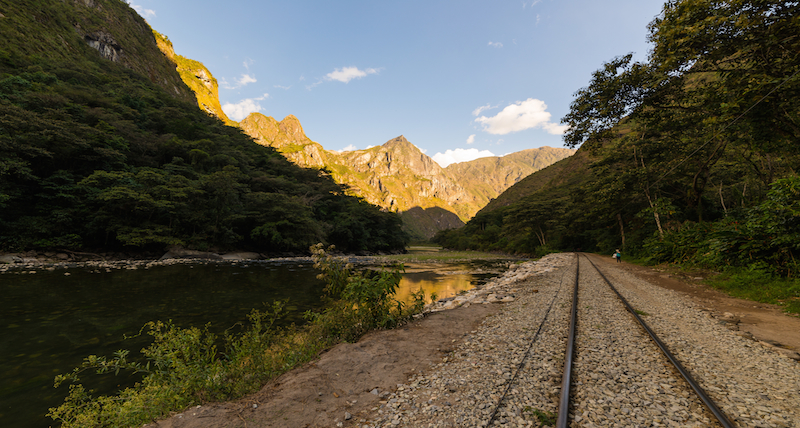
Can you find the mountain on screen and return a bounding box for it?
[139,27,575,240]
[445,147,578,216]
[153,30,235,126]
[476,146,594,216]
[141,27,576,238]
[0,0,196,104]
[239,113,329,167]
[239,113,575,239]
[0,0,407,254]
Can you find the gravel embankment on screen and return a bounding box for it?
[354,253,800,428]
[597,259,800,428]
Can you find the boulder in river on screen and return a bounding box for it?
[0,255,22,264]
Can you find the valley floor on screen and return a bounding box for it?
[144,253,800,428]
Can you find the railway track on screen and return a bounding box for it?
[366,252,800,427]
[487,253,735,427]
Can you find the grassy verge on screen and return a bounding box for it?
[706,267,800,316]
[48,245,427,428]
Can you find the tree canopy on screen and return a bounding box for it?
[435,0,800,276]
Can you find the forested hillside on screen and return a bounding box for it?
[0,0,406,254]
[436,0,800,280]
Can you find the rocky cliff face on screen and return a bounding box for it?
[239,113,575,239]
[153,31,234,125]
[239,113,329,167]
[71,0,197,103]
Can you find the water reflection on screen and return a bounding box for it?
[395,264,483,304]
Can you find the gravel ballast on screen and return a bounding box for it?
[357,253,800,428]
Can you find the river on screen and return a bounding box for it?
[0,254,512,427]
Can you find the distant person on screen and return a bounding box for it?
[614,249,622,263]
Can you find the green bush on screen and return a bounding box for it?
[306,243,426,343]
[49,244,428,427]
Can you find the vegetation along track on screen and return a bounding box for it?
[366,253,799,427]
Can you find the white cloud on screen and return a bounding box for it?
[305,80,323,90]
[466,134,475,144]
[221,93,269,121]
[488,41,503,48]
[127,1,155,19]
[336,144,357,152]
[474,98,568,135]
[221,74,258,90]
[472,104,496,116]
[243,58,254,70]
[542,122,569,134]
[325,67,380,83]
[236,74,257,86]
[365,145,376,149]
[274,84,292,90]
[432,148,496,167]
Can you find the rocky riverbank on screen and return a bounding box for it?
[424,254,571,311]
[0,249,342,274]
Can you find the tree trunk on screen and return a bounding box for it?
[636,148,664,239]
[617,213,626,249]
[533,227,546,247]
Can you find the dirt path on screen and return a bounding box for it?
[146,255,800,428]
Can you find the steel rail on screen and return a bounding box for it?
[484,255,572,426]
[584,255,736,428]
[555,254,580,428]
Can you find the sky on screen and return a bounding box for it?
[127,0,666,167]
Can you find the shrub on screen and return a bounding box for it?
[49,244,428,427]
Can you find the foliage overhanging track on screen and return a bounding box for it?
[555,254,736,427]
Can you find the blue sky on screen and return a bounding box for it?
[127,0,665,166]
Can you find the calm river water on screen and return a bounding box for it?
[1,257,509,427]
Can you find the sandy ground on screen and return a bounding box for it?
[146,255,800,428]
